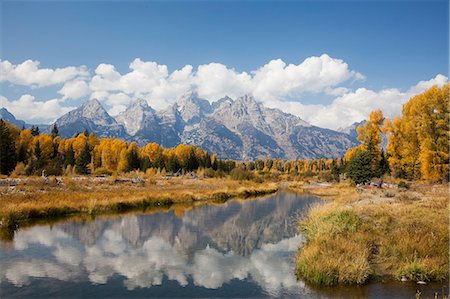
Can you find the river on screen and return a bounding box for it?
[0,191,447,298]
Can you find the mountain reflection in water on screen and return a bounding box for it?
[0,191,320,298]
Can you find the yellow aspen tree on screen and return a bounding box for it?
[117,148,129,173]
[383,117,404,177]
[33,134,54,161]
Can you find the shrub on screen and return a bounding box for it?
[345,150,373,184]
[230,168,254,181]
[318,171,337,182]
[11,162,26,177]
[202,167,216,178]
[94,167,113,176]
[398,180,410,189]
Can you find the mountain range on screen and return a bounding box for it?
[1,94,360,160]
[0,108,49,131]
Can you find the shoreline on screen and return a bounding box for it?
[293,181,449,287]
[0,176,278,230]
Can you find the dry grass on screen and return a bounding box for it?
[0,176,278,228]
[296,182,449,286]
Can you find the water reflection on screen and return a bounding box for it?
[0,191,318,298]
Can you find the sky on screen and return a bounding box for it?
[0,0,448,129]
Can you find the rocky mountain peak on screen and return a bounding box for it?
[41,93,357,159]
[176,92,211,124]
[133,98,150,109]
[116,99,156,135]
[78,98,114,126]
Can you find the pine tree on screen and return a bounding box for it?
[75,143,91,174]
[140,156,151,172]
[127,144,140,171]
[17,143,27,163]
[345,150,373,185]
[64,145,75,167]
[31,126,40,136]
[0,120,17,174]
[34,140,42,160]
[51,124,59,139]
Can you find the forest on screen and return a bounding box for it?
[0,84,449,184]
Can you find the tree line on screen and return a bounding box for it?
[0,84,448,182]
[343,84,449,184]
[0,123,236,176]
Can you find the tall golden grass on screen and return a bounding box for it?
[296,182,449,286]
[0,176,278,228]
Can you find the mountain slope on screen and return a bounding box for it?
[53,99,127,138]
[47,94,358,159]
[0,108,26,128]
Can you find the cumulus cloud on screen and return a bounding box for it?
[80,54,363,114]
[1,56,447,129]
[251,54,364,101]
[0,94,75,124]
[58,80,91,100]
[265,74,448,130]
[0,60,88,87]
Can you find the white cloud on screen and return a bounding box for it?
[58,80,91,99]
[1,56,447,130]
[0,60,88,87]
[195,63,252,100]
[105,92,132,115]
[82,54,364,114]
[251,54,364,101]
[266,74,449,130]
[407,73,448,95]
[0,94,74,124]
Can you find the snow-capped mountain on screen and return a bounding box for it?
[42,94,358,159]
[52,98,127,138]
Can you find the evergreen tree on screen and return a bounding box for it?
[83,129,89,137]
[64,145,75,166]
[51,124,59,139]
[127,146,140,171]
[140,156,151,172]
[345,150,373,185]
[75,143,91,174]
[17,143,27,163]
[204,151,211,168]
[185,148,199,171]
[32,140,45,171]
[165,154,180,173]
[0,120,17,174]
[31,126,40,136]
[154,152,165,169]
[330,159,341,182]
[211,154,218,170]
[378,150,390,176]
[34,140,42,160]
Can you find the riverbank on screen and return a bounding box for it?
[293,181,449,286]
[0,176,278,228]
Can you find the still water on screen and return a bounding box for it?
[0,191,447,298]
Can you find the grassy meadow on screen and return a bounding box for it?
[0,174,278,229]
[293,181,449,286]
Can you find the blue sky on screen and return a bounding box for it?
[0,0,448,128]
